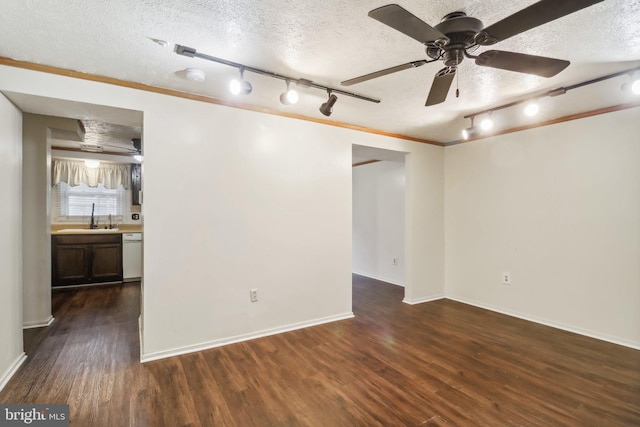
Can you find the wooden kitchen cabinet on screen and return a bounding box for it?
[131,163,141,205]
[52,234,123,286]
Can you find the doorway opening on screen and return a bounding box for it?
[352,144,407,304]
[2,91,144,360]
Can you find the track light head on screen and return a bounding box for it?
[320,93,338,116]
[229,78,252,95]
[280,81,299,105]
[462,116,479,140]
[462,127,478,140]
[480,117,494,131]
[229,67,252,95]
[621,78,640,95]
[280,89,299,105]
[523,101,540,117]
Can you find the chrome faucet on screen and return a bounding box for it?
[108,214,113,229]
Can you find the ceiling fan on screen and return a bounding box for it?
[341,0,603,106]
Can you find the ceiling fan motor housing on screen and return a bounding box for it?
[426,12,484,67]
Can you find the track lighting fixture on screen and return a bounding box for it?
[319,91,338,117]
[280,80,299,105]
[229,67,252,95]
[480,115,494,132]
[523,101,540,117]
[458,64,640,142]
[621,75,640,95]
[462,116,479,140]
[175,44,380,114]
[548,88,567,97]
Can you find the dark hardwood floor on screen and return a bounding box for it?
[1,276,639,426]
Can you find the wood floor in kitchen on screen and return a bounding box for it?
[1,276,639,426]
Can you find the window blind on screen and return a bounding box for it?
[54,182,125,219]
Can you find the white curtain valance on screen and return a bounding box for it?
[52,159,130,190]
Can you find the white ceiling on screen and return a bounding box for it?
[1,0,639,144]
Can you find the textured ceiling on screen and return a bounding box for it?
[80,120,141,152]
[1,0,640,143]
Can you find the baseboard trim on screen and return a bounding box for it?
[446,295,640,351]
[0,352,27,392]
[141,312,355,363]
[138,315,144,363]
[23,315,54,329]
[402,294,445,305]
[352,271,404,287]
[52,281,123,290]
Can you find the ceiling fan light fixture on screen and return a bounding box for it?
[320,92,338,117]
[523,101,540,117]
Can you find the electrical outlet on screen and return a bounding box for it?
[250,288,258,302]
[393,258,398,266]
[502,272,511,285]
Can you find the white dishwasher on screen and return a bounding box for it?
[122,233,142,280]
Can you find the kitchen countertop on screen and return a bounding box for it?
[51,224,143,235]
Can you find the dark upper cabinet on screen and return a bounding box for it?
[131,163,141,206]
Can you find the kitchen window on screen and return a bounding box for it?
[54,181,125,220]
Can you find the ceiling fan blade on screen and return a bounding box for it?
[425,68,456,106]
[341,60,427,86]
[369,4,448,45]
[477,0,603,45]
[476,50,569,77]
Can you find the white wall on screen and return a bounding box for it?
[1,63,636,357]
[353,160,405,286]
[445,108,640,348]
[142,101,356,357]
[404,146,445,303]
[0,64,445,360]
[0,93,25,391]
[22,114,80,328]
